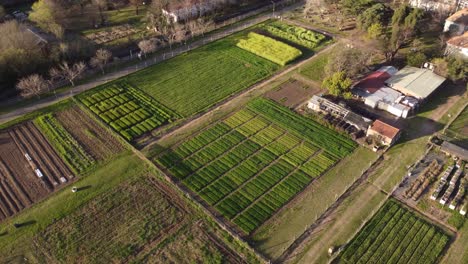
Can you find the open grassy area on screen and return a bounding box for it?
[252,146,377,259]
[445,104,468,148]
[292,183,387,264]
[125,26,280,117]
[443,219,468,264]
[297,46,335,82]
[0,151,147,258]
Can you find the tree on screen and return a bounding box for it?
[16,74,48,98]
[340,0,374,15]
[50,61,86,86]
[447,56,467,81]
[92,0,108,25]
[29,0,65,38]
[367,23,384,39]
[129,0,142,15]
[90,49,112,74]
[146,0,169,33]
[0,20,47,92]
[407,52,427,67]
[195,17,214,37]
[322,71,353,98]
[138,39,157,57]
[325,48,371,77]
[0,5,6,18]
[384,6,425,61]
[357,3,388,31]
[432,58,448,77]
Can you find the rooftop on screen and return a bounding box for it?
[447,32,468,48]
[385,66,446,99]
[441,141,468,161]
[369,119,400,139]
[353,66,397,94]
[447,8,468,24]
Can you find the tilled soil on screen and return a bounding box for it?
[0,122,74,221]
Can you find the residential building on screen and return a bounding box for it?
[366,120,401,146]
[385,66,446,100]
[444,8,468,34]
[446,32,468,57]
[410,0,468,13]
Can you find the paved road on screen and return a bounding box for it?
[0,1,303,125]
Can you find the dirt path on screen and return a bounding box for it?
[275,155,384,263]
[146,42,339,150]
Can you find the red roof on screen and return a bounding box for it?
[369,120,400,139]
[355,71,391,94]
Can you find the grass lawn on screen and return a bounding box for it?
[443,220,468,264]
[445,104,468,148]
[294,183,387,264]
[251,146,378,259]
[0,151,150,258]
[125,29,280,117]
[297,46,335,82]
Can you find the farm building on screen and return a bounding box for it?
[441,141,468,160]
[445,32,468,57]
[384,66,446,100]
[366,120,401,146]
[353,66,415,118]
[307,95,372,131]
[444,8,468,34]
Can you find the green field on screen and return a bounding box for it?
[237,32,302,66]
[445,104,468,148]
[35,113,95,174]
[340,200,450,264]
[78,82,178,141]
[263,21,327,49]
[125,29,280,117]
[154,99,356,233]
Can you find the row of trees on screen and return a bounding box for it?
[16,48,112,99]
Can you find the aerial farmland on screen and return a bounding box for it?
[0,1,466,263]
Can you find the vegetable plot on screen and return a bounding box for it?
[263,22,327,49]
[154,102,352,234]
[237,32,302,66]
[340,200,451,264]
[79,82,178,141]
[35,114,95,174]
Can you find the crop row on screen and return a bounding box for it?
[247,98,356,158]
[264,22,327,49]
[199,148,277,205]
[79,83,176,141]
[35,114,95,174]
[300,152,337,178]
[237,32,302,66]
[216,159,295,219]
[223,109,256,128]
[341,200,450,264]
[234,170,312,233]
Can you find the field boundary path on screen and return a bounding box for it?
[0,1,304,126]
[275,154,384,263]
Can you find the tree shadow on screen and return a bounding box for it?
[13,220,36,228]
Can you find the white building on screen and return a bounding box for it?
[443,8,468,34]
[410,0,468,13]
[446,32,468,57]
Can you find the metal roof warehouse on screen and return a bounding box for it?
[385,66,446,99]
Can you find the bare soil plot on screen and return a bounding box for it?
[55,106,124,161]
[0,122,74,221]
[265,78,321,108]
